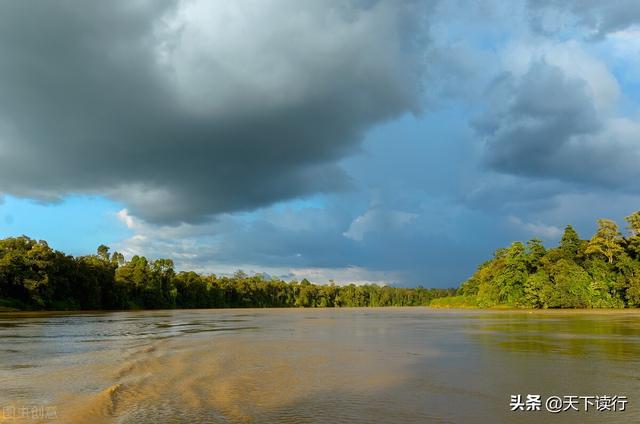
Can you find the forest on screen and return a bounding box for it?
[4,210,640,311]
[432,211,640,308]
[0,237,454,311]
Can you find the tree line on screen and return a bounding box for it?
[0,237,454,310]
[435,211,640,308]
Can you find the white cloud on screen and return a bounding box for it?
[508,216,562,239]
[114,206,400,284]
[343,207,417,241]
[116,208,135,229]
[113,208,221,261]
[502,39,620,113]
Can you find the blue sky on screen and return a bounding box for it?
[0,195,129,255]
[1,0,640,287]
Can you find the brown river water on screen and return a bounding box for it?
[1,308,639,423]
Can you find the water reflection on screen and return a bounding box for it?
[467,312,640,360]
[0,309,638,423]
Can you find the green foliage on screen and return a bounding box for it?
[0,236,454,310]
[9,210,640,311]
[457,212,640,308]
[546,259,591,308]
[624,211,640,260]
[523,270,552,308]
[586,219,624,264]
[625,211,640,236]
[558,225,584,262]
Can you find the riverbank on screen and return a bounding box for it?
[429,295,640,311]
[4,304,640,315]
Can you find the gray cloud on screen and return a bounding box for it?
[475,60,640,188]
[6,0,640,288]
[0,0,428,224]
[528,0,640,37]
[115,199,492,286]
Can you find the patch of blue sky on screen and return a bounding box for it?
[0,194,130,256]
[230,194,328,226]
[271,194,327,212]
[590,37,640,116]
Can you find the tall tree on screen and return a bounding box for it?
[625,211,640,236]
[97,244,110,261]
[586,219,623,263]
[559,225,582,261]
[625,211,640,259]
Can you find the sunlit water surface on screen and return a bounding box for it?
[1,308,639,423]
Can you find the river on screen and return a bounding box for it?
[1,308,638,423]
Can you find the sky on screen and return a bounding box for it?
[1,0,640,287]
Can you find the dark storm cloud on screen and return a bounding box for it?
[475,60,640,188]
[0,0,428,224]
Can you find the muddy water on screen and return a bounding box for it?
[1,308,639,423]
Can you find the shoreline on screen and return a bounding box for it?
[3,305,640,315]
